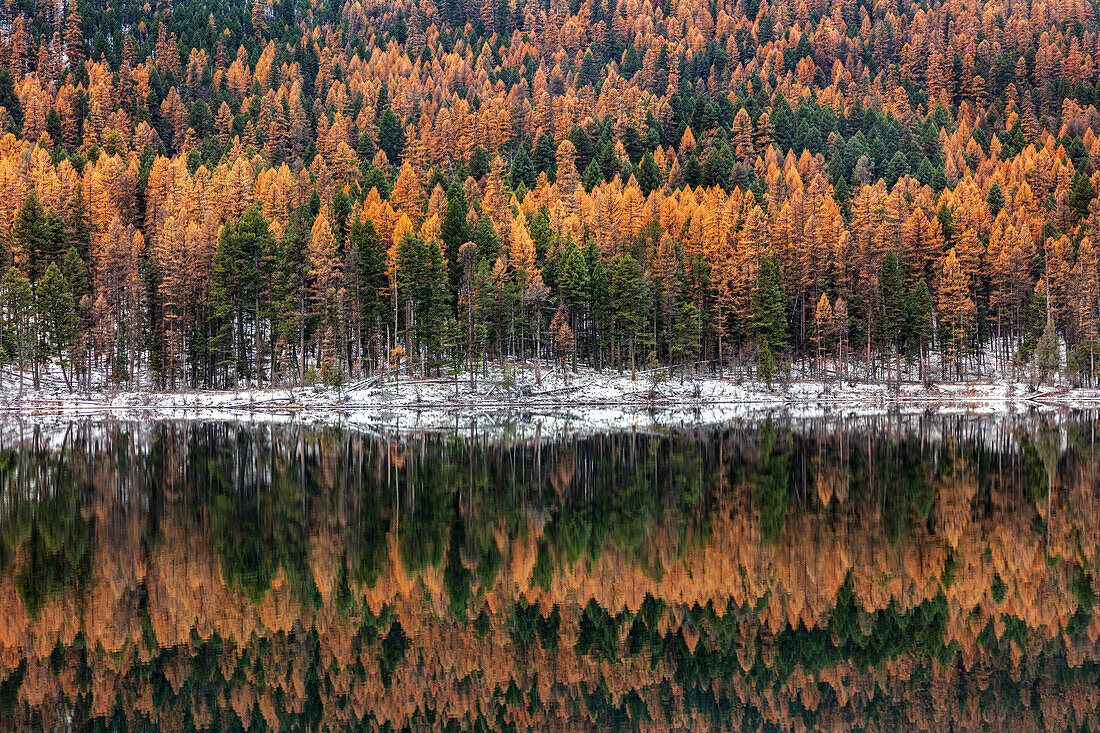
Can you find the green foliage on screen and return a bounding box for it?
[1033,316,1060,379]
[907,279,934,353]
[13,193,64,283]
[510,146,536,190]
[377,107,405,163]
[207,204,277,385]
[637,151,662,195]
[1067,171,1096,222]
[607,253,651,369]
[987,182,1005,218]
[750,256,788,351]
[670,303,702,367]
[35,263,76,381]
[440,179,470,288]
[878,251,906,351]
[991,573,1007,604]
[397,234,450,355]
[0,267,33,372]
[1019,289,1047,361]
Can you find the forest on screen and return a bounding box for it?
[0,0,1098,389]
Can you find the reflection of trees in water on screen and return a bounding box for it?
[0,414,1098,729]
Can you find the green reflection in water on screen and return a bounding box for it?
[0,413,1096,730]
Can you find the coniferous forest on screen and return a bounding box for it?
[0,0,1099,390]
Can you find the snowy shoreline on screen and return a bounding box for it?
[1,364,1098,435]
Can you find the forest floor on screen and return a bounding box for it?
[1,361,1098,432]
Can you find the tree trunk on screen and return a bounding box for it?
[255,292,262,389]
[299,292,306,385]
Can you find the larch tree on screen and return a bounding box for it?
[309,204,342,380]
[936,249,976,379]
[813,292,833,378]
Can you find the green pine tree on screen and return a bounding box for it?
[61,246,89,302]
[750,256,788,351]
[878,251,906,381]
[1067,171,1097,222]
[637,152,662,195]
[986,181,1004,218]
[472,213,500,262]
[758,342,777,389]
[669,302,702,380]
[581,158,604,191]
[1034,315,1060,381]
[377,107,405,163]
[510,147,536,190]
[585,239,610,370]
[1019,288,1048,361]
[0,267,34,393]
[35,263,76,390]
[557,244,589,310]
[440,179,470,290]
[608,253,651,379]
[208,204,277,386]
[13,192,64,282]
[906,278,934,381]
[272,209,313,385]
[349,219,387,368]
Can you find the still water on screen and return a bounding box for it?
[0,412,1098,731]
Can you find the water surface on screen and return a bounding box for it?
[0,412,1098,731]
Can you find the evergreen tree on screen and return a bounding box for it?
[557,243,589,369]
[557,244,589,311]
[397,234,449,371]
[878,251,906,380]
[771,96,795,151]
[607,253,650,379]
[986,182,1005,218]
[907,279,934,380]
[581,159,603,191]
[637,152,662,195]
[701,140,734,189]
[750,256,788,351]
[208,205,276,386]
[440,179,470,290]
[669,302,702,379]
[1034,315,1060,380]
[1020,288,1048,360]
[585,239,610,369]
[67,186,92,262]
[758,342,777,388]
[349,219,387,365]
[13,192,64,282]
[472,213,500,262]
[377,107,405,163]
[62,246,89,303]
[530,133,557,180]
[1067,171,1096,222]
[0,267,34,393]
[683,154,702,188]
[273,210,312,385]
[510,147,536,190]
[35,263,76,389]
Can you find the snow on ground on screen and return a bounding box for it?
[1,359,1098,438]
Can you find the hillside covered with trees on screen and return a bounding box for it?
[0,0,1098,389]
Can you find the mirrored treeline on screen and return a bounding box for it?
[0,412,1099,730]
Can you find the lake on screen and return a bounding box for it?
[0,411,1098,730]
